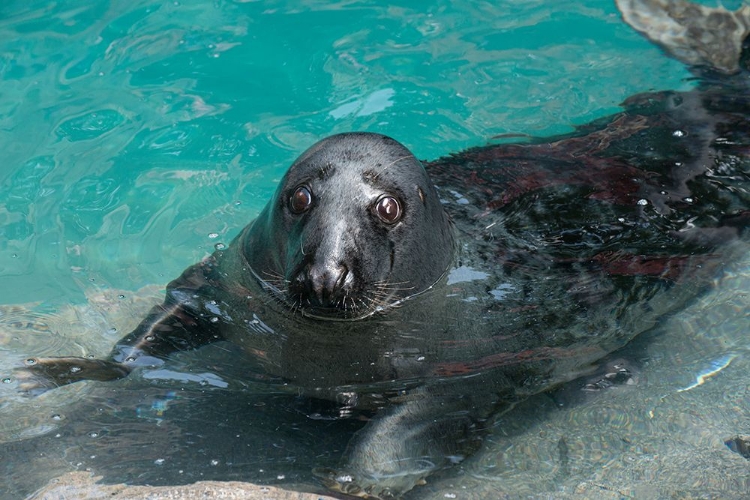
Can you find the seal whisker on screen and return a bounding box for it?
[374,155,414,180]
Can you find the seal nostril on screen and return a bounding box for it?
[334,263,349,290]
[304,262,350,308]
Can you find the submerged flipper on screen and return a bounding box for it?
[15,357,132,396]
[15,258,226,395]
[616,0,750,73]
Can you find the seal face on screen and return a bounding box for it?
[242,132,456,320]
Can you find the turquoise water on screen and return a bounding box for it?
[0,0,693,306]
[2,1,749,499]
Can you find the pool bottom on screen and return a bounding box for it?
[3,248,749,500]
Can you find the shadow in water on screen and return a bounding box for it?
[1,343,367,499]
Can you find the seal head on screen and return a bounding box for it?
[243,132,456,320]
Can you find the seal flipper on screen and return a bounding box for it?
[16,258,226,395]
[15,357,132,396]
[616,0,750,74]
[315,386,490,499]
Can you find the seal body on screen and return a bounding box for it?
[14,2,750,499]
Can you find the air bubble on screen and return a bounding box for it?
[2,378,11,384]
[52,414,63,421]
[672,130,686,137]
[208,232,219,239]
[118,294,125,299]
[70,366,82,373]
[25,358,37,366]
[89,432,98,438]
[684,197,694,203]
[210,317,219,323]
[637,199,648,206]
[146,336,155,341]
[214,243,226,250]
[210,459,219,466]
[154,458,165,465]
[276,474,285,480]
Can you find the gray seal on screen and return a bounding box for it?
[13,1,750,498]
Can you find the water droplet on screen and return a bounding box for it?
[51,414,63,421]
[55,433,61,438]
[210,317,219,323]
[70,366,82,373]
[89,432,98,438]
[118,294,125,299]
[672,130,686,137]
[11,253,17,258]
[214,243,226,250]
[25,358,37,366]
[208,232,219,239]
[637,199,648,206]
[234,201,241,206]
[2,378,11,384]
[210,459,219,466]
[154,458,165,465]
[107,327,117,334]
[125,356,136,363]
[684,197,694,203]
[146,336,155,341]
[276,474,285,480]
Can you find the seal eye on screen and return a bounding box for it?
[375,196,402,224]
[289,186,312,214]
